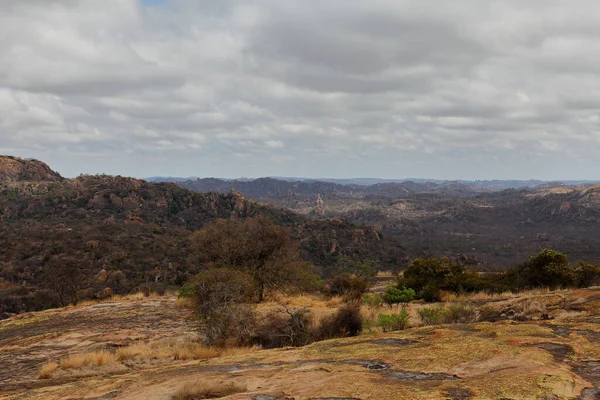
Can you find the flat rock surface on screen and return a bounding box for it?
[1,288,600,400]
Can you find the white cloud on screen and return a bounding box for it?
[264,140,284,148]
[1,0,600,179]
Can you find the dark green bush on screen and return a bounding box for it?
[575,261,600,288]
[399,257,488,301]
[504,249,575,290]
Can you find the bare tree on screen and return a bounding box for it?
[188,268,256,345]
[42,256,89,306]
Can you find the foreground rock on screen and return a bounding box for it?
[2,287,600,399]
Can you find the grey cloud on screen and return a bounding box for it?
[1,0,600,179]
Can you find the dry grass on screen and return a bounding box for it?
[173,343,220,361]
[176,296,193,308]
[115,339,224,362]
[60,350,117,369]
[115,343,154,360]
[440,288,554,303]
[52,338,259,376]
[172,379,245,400]
[68,290,179,309]
[256,293,342,327]
[38,362,58,379]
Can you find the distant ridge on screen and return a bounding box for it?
[148,175,600,190]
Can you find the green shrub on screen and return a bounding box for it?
[420,284,442,302]
[378,308,409,332]
[382,286,416,307]
[418,306,444,325]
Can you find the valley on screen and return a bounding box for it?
[178,178,600,269]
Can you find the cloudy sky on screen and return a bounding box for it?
[2,0,600,180]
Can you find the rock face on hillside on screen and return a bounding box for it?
[0,156,63,183]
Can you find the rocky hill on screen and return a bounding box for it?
[0,156,63,183]
[0,156,403,315]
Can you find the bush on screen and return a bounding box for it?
[441,304,477,324]
[188,268,257,345]
[190,217,317,302]
[418,306,444,325]
[505,249,575,290]
[317,303,363,339]
[400,257,487,301]
[327,274,368,301]
[420,284,443,302]
[383,286,416,307]
[576,261,600,288]
[378,308,409,332]
[253,308,313,349]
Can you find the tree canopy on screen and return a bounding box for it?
[190,217,315,301]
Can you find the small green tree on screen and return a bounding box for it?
[382,286,415,307]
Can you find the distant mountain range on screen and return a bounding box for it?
[148,176,600,190]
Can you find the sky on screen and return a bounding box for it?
[1,1,600,180]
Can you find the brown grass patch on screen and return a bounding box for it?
[55,339,259,374]
[38,362,58,379]
[115,343,154,360]
[172,379,245,400]
[60,350,116,369]
[440,288,554,304]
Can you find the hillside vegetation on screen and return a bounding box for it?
[0,156,403,316]
[178,176,600,268]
